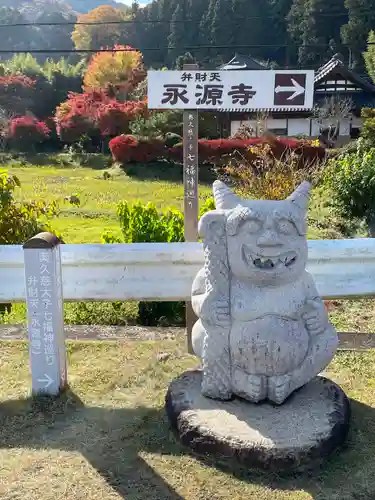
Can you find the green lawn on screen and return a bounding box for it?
[8,160,353,244]
[0,339,375,500]
[9,159,211,243]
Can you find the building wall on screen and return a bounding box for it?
[230,117,363,139]
[287,118,310,136]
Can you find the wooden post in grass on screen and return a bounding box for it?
[183,63,199,354]
[23,232,67,396]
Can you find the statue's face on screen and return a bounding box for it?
[226,199,308,285]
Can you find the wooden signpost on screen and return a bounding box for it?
[183,64,199,353]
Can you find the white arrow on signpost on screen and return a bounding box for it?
[37,374,54,389]
[275,78,305,101]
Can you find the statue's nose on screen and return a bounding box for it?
[257,230,282,247]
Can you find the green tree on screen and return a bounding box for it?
[175,51,196,69]
[268,0,294,65]
[168,4,186,65]
[231,0,272,61]
[342,0,375,70]
[364,31,375,81]
[34,12,75,62]
[127,1,145,50]
[209,0,234,63]
[72,6,127,51]
[141,1,163,66]
[288,0,346,66]
[0,7,41,54]
[198,0,215,62]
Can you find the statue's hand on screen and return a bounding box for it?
[268,373,293,405]
[201,295,230,326]
[301,299,328,335]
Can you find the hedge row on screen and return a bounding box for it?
[109,135,326,165]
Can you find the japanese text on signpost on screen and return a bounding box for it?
[24,240,66,395]
[183,110,198,241]
[148,70,314,110]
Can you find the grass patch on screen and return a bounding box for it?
[8,160,211,243]
[3,299,375,333]
[0,339,375,499]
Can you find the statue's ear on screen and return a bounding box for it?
[198,210,227,239]
[286,181,311,211]
[213,180,241,210]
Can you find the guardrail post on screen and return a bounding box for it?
[23,232,67,396]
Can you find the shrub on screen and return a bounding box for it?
[64,301,139,326]
[130,110,183,139]
[55,90,103,142]
[109,134,138,162]
[112,200,184,243]
[0,75,36,116]
[129,109,219,140]
[223,142,321,201]
[109,134,166,163]
[109,134,326,166]
[323,139,375,236]
[168,136,326,165]
[0,55,84,120]
[361,108,375,148]
[97,100,147,137]
[55,90,147,143]
[10,116,50,150]
[101,197,215,326]
[0,169,58,245]
[102,200,184,325]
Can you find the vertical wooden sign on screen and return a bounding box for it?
[183,63,199,354]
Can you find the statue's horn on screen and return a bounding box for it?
[212,180,241,210]
[287,181,311,211]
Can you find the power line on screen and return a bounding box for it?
[0,12,356,28]
[0,42,369,54]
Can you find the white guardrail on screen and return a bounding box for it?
[1,234,375,397]
[1,238,375,303]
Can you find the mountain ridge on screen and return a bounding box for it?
[0,0,124,18]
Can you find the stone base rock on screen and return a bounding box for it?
[165,370,350,473]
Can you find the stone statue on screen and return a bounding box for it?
[191,180,339,405]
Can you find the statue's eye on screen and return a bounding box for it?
[277,219,297,234]
[245,219,262,233]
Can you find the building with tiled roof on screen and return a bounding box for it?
[220,53,375,142]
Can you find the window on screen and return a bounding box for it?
[267,128,288,136]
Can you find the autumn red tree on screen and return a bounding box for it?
[10,116,50,150]
[83,45,146,100]
[55,90,147,143]
[0,75,36,116]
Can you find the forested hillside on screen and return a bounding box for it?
[0,0,374,71]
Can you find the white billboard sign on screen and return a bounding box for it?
[147,70,314,111]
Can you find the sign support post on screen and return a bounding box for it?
[183,63,199,354]
[23,232,67,396]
